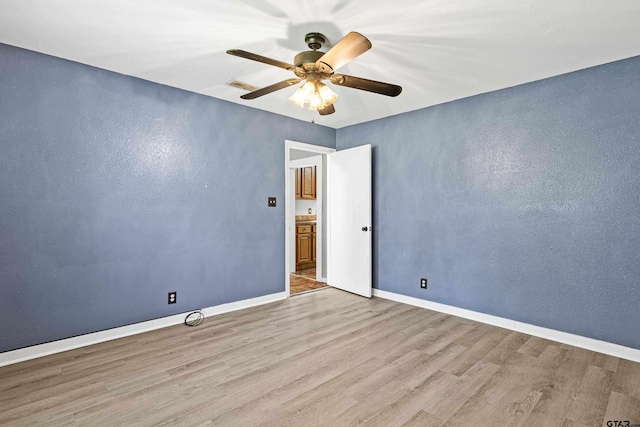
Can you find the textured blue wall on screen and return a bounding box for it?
[337,56,640,350]
[0,43,335,353]
[2,41,638,355]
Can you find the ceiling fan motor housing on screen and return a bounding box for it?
[294,50,324,68]
[304,32,326,50]
[295,34,332,78]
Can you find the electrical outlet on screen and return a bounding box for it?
[420,278,427,289]
[168,291,177,304]
[268,197,276,207]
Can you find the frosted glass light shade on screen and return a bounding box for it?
[289,81,315,108]
[318,84,338,107]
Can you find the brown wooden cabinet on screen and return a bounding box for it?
[295,223,316,270]
[311,225,317,263]
[295,169,301,199]
[297,233,312,264]
[295,166,316,200]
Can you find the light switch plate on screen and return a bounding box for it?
[268,197,276,207]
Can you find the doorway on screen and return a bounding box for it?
[285,141,335,296]
[285,140,373,298]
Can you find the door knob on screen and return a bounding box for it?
[362,226,368,231]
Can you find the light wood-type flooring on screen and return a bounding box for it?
[1,288,639,426]
[290,268,328,294]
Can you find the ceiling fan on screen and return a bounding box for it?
[227,32,402,116]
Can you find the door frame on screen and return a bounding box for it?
[285,140,335,297]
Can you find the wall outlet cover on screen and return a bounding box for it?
[168,291,177,304]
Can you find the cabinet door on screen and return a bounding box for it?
[312,233,316,262]
[297,233,312,263]
[312,166,317,199]
[295,168,302,199]
[295,231,300,263]
[301,166,315,199]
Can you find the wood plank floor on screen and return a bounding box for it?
[1,288,639,426]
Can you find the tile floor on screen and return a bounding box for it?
[290,268,328,295]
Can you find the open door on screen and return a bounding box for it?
[328,144,372,298]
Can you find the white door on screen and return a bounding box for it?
[328,144,372,298]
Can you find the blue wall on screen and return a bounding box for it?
[337,56,640,350]
[0,43,335,353]
[2,40,638,354]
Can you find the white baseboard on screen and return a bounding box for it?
[199,292,287,317]
[373,289,640,363]
[0,292,287,368]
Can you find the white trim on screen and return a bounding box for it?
[373,289,640,363]
[289,155,323,283]
[0,292,287,367]
[199,292,286,317]
[284,140,335,297]
[286,140,335,155]
[289,158,320,168]
[326,151,332,291]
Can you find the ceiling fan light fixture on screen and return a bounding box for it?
[228,31,401,117]
[289,80,338,111]
[289,80,314,108]
[308,92,324,110]
[318,83,338,107]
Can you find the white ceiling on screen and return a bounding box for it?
[1,0,639,128]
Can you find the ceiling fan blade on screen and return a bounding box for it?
[316,32,372,73]
[330,74,402,97]
[227,49,295,71]
[240,78,302,100]
[318,104,335,116]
